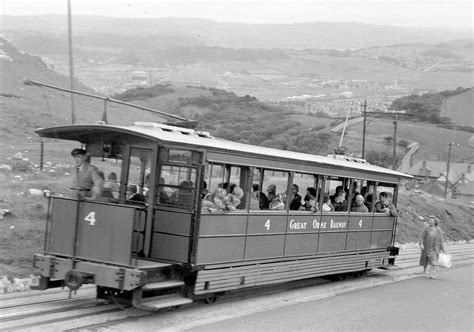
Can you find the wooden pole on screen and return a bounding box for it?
[444,142,452,199]
[362,100,367,159]
[67,0,76,124]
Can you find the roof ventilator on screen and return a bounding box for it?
[134,122,213,139]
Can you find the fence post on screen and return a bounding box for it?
[40,141,44,171]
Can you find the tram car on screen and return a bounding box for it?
[33,120,411,310]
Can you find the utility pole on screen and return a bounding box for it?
[362,100,367,159]
[67,0,76,124]
[444,142,452,199]
[392,114,398,170]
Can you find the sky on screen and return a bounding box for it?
[1,0,472,30]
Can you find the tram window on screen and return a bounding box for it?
[293,172,317,212]
[157,165,197,207]
[260,169,289,210]
[249,168,264,210]
[125,148,152,204]
[326,177,348,212]
[202,163,247,211]
[160,149,201,165]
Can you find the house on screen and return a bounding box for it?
[453,182,474,201]
[407,160,472,198]
[407,160,472,182]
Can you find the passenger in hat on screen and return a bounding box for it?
[351,194,369,212]
[71,148,103,200]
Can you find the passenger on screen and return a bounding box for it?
[226,185,244,210]
[302,187,318,212]
[98,171,114,200]
[104,172,119,199]
[365,193,373,211]
[375,192,398,216]
[70,148,103,200]
[202,187,228,212]
[256,184,269,210]
[201,181,209,199]
[330,186,344,205]
[289,184,302,210]
[322,194,333,212]
[127,185,145,203]
[333,190,347,211]
[158,177,174,204]
[143,173,151,197]
[352,194,369,212]
[177,180,194,208]
[266,184,277,205]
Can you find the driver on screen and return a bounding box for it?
[71,148,103,200]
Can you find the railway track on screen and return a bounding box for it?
[1,243,472,330]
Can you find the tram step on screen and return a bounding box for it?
[378,264,401,270]
[142,280,185,291]
[137,294,193,310]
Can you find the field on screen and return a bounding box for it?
[342,118,473,164]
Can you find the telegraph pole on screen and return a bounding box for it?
[444,142,452,199]
[67,0,76,124]
[392,114,398,170]
[361,100,367,159]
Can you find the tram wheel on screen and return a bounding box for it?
[205,295,217,304]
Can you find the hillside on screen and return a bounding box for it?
[342,118,473,166]
[3,16,472,50]
[440,89,474,127]
[2,16,472,99]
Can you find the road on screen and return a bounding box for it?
[190,264,473,331]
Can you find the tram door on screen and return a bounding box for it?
[121,146,156,258]
[150,148,202,263]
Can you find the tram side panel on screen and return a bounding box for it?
[193,212,396,295]
[34,198,146,289]
[151,208,194,263]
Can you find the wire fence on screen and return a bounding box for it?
[1,140,80,169]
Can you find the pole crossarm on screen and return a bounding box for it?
[23,78,194,125]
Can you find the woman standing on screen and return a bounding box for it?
[419,216,445,279]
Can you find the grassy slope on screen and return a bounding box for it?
[342,118,473,164]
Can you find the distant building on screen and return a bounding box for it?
[407,160,472,182]
[407,160,473,198]
[453,182,474,201]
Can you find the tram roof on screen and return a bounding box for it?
[36,122,412,181]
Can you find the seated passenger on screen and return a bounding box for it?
[302,187,318,212]
[98,171,114,200]
[202,187,228,212]
[201,181,209,199]
[330,186,344,205]
[333,190,347,211]
[352,194,369,212]
[364,193,373,211]
[289,184,302,210]
[375,192,398,216]
[266,184,277,205]
[226,185,244,210]
[322,194,333,212]
[157,177,174,204]
[127,185,145,203]
[177,180,194,208]
[104,172,119,199]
